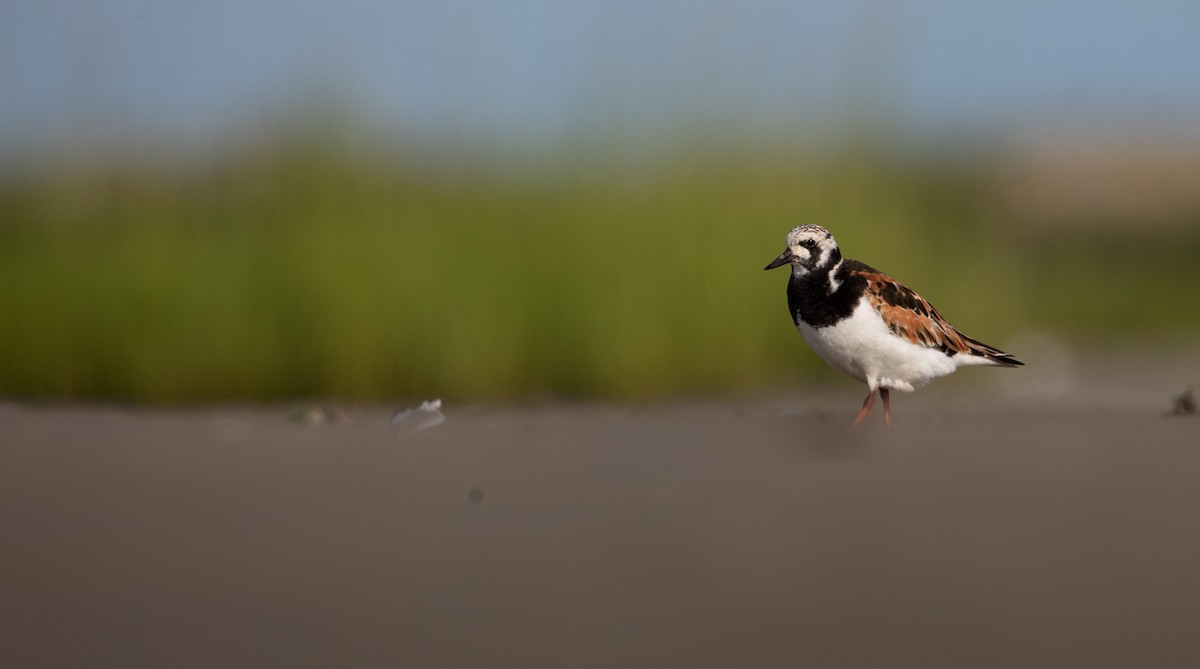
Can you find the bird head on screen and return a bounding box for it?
[764,224,841,274]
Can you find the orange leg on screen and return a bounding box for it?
[853,388,893,428]
[853,389,877,427]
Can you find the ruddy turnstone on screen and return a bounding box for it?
[765,224,1023,427]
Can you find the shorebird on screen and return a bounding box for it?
[764,225,1022,427]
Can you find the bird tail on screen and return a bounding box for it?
[961,334,1024,367]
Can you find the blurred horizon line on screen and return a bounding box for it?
[6,97,1200,176]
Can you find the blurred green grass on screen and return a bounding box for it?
[1,143,1197,402]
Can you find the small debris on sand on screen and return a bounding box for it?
[391,399,446,433]
[1168,385,1198,416]
[290,401,350,425]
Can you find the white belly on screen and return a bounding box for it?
[796,297,960,392]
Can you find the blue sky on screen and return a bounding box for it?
[3,0,1200,155]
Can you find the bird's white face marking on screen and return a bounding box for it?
[781,224,841,276]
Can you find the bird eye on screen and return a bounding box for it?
[802,239,817,249]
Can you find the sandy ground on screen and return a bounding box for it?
[2,351,1199,668]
